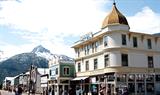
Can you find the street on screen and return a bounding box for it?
[0,90,41,95]
[0,90,14,95]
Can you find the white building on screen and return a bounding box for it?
[72,2,160,95]
[2,77,15,90]
[38,68,49,94]
[27,67,49,94]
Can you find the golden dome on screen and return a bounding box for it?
[102,3,129,29]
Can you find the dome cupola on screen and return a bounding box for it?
[102,2,130,30]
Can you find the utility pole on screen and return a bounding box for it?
[28,65,33,95]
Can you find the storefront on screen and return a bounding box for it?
[48,79,70,95]
[115,73,160,95]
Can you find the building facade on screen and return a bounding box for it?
[2,77,14,91]
[72,2,160,95]
[48,59,75,95]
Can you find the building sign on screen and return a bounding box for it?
[50,77,56,80]
[91,77,96,83]
[91,69,104,75]
[80,32,93,41]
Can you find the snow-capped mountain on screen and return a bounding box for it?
[0,45,74,83]
[32,45,74,62]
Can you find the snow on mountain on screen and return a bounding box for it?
[32,45,51,53]
[32,45,74,62]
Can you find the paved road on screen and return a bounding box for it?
[0,90,14,95]
[0,90,41,95]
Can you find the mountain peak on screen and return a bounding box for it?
[31,45,73,62]
[32,45,50,53]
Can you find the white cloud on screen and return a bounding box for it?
[0,0,160,58]
[128,7,160,34]
[0,0,109,58]
[0,0,108,35]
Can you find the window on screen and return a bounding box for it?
[147,39,152,49]
[63,67,69,75]
[128,74,135,82]
[146,74,154,82]
[148,56,153,68]
[78,63,81,72]
[122,34,127,45]
[56,68,58,75]
[84,46,87,55]
[95,41,98,52]
[78,51,80,57]
[87,45,90,54]
[49,70,51,76]
[104,55,109,67]
[133,37,138,47]
[117,74,127,82]
[85,61,89,71]
[92,43,95,53]
[76,48,80,57]
[121,54,128,66]
[94,59,98,69]
[156,75,160,81]
[104,36,108,46]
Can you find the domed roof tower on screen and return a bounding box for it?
[102,2,130,31]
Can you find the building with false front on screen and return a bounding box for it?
[2,77,15,91]
[72,2,160,95]
[26,67,49,94]
[48,58,75,95]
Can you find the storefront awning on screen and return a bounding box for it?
[72,76,88,81]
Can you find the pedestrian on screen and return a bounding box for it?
[48,87,52,95]
[64,89,68,95]
[69,88,75,95]
[59,88,63,95]
[14,87,18,95]
[52,88,55,95]
[99,87,104,95]
[17,85,23,95]
[122,87,128,95]
[0,91,1,95]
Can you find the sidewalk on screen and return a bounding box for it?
[0,90,14,95]
[0,90,41,95]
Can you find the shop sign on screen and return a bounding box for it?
[91,77,96,83]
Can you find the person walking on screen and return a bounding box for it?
[59,88,63,95]
[17,85,23,95]
[14,86,18,95]
[69,88,75,95]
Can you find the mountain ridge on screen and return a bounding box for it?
[0,45,73,84]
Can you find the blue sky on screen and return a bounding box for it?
[0,0,160,58]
